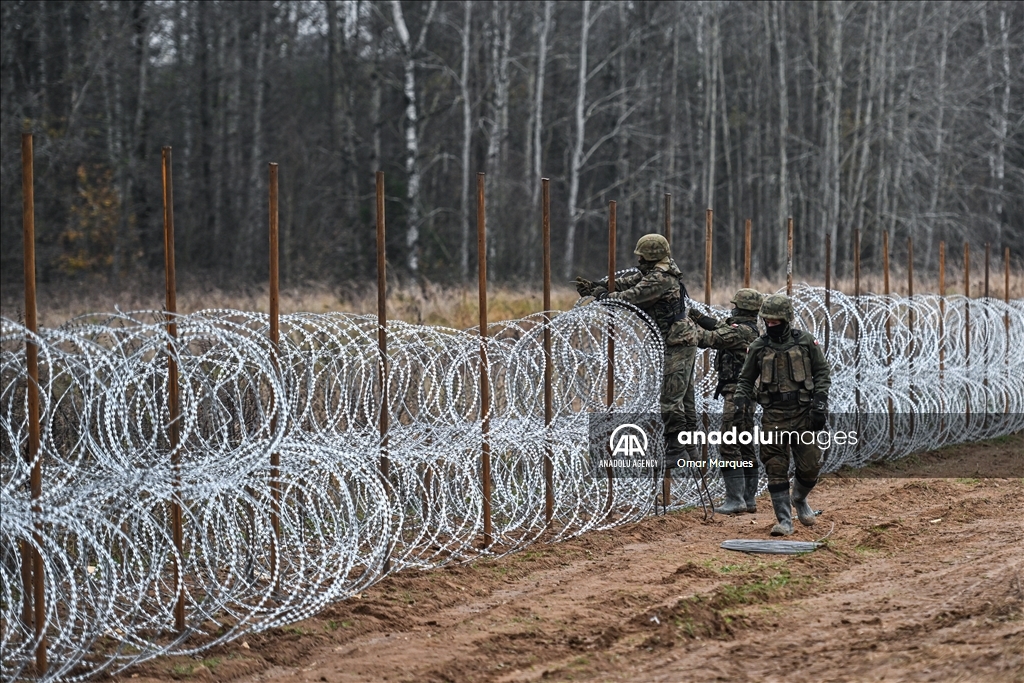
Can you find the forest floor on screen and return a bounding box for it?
[119,433,1024,683]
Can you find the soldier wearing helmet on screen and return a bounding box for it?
[575,234,697,459]
[735,293,831,536]
[675,288,764,514]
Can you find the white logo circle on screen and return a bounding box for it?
[608,423,648,457]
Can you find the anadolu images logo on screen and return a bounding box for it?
[608,423,648,458]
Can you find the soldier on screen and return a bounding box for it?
[684,288,764,513]
[735,294,831,536]
[575,234,696,462]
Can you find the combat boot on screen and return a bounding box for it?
[716,470,747,515]
[663,432,682,471]
[768,487,794,536]
[742,465,759,513]
[791,477,817,527]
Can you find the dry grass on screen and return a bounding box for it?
[2,269,1020,330]
[0,277,580,330]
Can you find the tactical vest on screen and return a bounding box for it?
[714,319,758,393]
[648,271,687,335]
[651,292,683,334]
[756,331,815,405]
[634,270,684,337]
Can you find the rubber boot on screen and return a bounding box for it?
[769,488,794,536]
[791,477,817,527]
[716,470,747,514]
[743,465,759,513]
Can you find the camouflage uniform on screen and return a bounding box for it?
[578,235,696,446]
[595,258,696,435]
[735,294,831,535]
[678,290,762,512]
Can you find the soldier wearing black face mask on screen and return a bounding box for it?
[735,294,831,536]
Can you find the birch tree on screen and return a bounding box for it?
[391,0,437,274]
[563,0,591,279]
[771,1,790,271]
[823,1,843,264]
[459,0,472,281]
[529,0,552,212]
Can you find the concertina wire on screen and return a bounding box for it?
[2,284,1022,680]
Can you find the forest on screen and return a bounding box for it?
[1,0,1020,289]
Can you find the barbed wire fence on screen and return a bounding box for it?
[2,287,1022,681]
[5,140,1022,681]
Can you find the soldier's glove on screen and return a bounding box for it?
[693,313,718,330]
[592,286,609,301]
[810,393,829,431]
[575,277,594,296]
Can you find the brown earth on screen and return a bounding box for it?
[120,433,1024,683]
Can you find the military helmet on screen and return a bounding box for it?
[759,294,794,321]
[633,234,671,261]
[730,288,764,312]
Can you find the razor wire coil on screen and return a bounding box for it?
[2,285,1022,681]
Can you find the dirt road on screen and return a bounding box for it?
[125,434,1023,683]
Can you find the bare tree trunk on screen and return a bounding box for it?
[923,1,948,262]
[391,0,437,275]
[342,2,361,256]
[525,0,552,277]
[37,2,48,123]
[530,0,552,211]
[327,0,361,276]
[327,0,342,149]
[695,1,706,219]
[227,7,242,271]
[705,7,718,212]
[370,53,382,173]
[888,3,924,266]
[244,3,267,276]
[459,0,472,281]
[485,2,511,276]
[716,20,736,274]
[772,1,789,276]
[176,1,193,260]
[823,2,843,268]
[852,1,879,262]
[128,0,150,272]
[681,5,700,265]
[213,4,227,257]
[615,1,630,249]
[564,0,590,279]
[983,4,996,226]
[995,8,1010,245]
[103,4,127,280]
[874,9,894,265]
[666,5,679,199]
[917,1,937,264]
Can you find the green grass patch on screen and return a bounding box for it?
[324,619,353,631]
[714,569,799,607]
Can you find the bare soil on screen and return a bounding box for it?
[121,433,1024,683]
